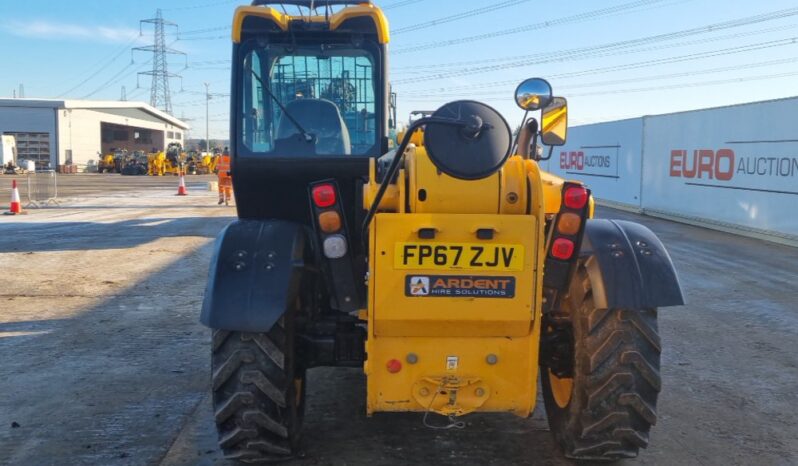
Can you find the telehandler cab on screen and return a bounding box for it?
[201,1,684,462]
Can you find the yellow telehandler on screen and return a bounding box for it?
[201,1,684,462]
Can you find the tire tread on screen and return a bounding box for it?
[211,325,301,463]
[542,267,662,460]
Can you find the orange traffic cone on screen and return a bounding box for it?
[176,172,188,196]
[4,179,23,215]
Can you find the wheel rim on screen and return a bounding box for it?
[548,369,573,408]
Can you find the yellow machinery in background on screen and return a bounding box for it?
[204,154,217,174]
[164,143,185,176]
[97,153,116,173]
[200,1,684,463]
[184,151,216,175]
[147,150,166,176]
[148,144,185,176]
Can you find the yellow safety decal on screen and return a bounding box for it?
[394,242,525,271]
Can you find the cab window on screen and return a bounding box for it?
[240,43,378,157]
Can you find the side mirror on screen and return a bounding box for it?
[541,97,568,146]
[515,78,553,111]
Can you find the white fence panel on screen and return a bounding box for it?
[542,118,644,209]
[641,97,798,240]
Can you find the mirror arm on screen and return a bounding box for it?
[530,131,539,161]
[538,145,554,161]
[511,110,530,155]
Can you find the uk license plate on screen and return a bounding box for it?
[394,242,524,271]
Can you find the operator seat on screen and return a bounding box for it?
[276,98,351,155]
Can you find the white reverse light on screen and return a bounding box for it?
[323,235,348,259]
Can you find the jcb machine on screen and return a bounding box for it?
[201,1,684,462]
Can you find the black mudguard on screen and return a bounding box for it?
[580,219,685,310]
[200,219,308,332]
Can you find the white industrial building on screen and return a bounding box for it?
[0,99,189,170]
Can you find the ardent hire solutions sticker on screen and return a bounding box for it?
[405,275,516,298]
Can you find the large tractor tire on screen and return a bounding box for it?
[211,318,305,463]
[542,267,661,460]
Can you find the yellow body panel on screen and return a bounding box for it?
[232,7,289,41]
[408,145,500,214]
[363,158,400,212]
[233,4,389,44]
[367,208,546,414]
[365,334,540,417]
[365,151,552,416]
[540,170,565,214]
[500,156,528,215]
[371,213,537,337]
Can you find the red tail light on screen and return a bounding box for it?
[386,359,402,373]
[312,184,336,207]
[564,186,588,209]
[551,238,575,260]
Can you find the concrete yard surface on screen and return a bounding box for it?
[1,179,797,465]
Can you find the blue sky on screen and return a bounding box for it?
[2,0,797,138]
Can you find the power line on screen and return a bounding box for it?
[393,0,671,54]
[177,26,230,36]
[163,0,238,11]
[397,25,798,94]
[401,53,798,100]
[400,71,798,106]
[127,87,149,100]
[55,37,140,98]
[392,7,798,84]
[400,69,798,104]
[382,0,424,11]
[82,59,154,99]
[394,22,796,74]
[76,35,184,101]
[393,0,531,35]
[178,35,228,41]
[399,37,798,100]
[166,0,519,40]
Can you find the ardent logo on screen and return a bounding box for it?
[405,275,516,299]
[409,276,429,296]
[431,277,513,290]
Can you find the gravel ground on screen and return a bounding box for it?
[1,180,796,466]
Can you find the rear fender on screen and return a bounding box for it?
[200,219,308,332]
[581,219,684,309]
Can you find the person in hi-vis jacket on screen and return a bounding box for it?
[217,147,232,206]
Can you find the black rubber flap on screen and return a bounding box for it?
[423,100,512,180]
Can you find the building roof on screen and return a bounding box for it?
[0,98,190,130]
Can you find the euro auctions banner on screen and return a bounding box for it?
[641,97,798,238]
[542,118,644,208]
